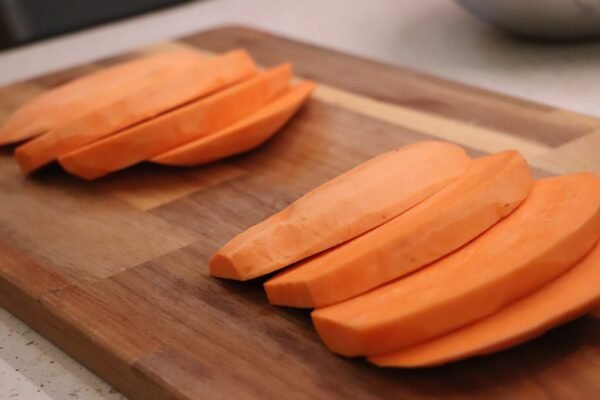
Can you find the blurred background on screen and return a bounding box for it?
[0,0,598,118]
[0,0,192,49]
[0,0,600,111]
[2,0,599,49]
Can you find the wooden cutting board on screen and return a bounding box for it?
[1,26,600,400]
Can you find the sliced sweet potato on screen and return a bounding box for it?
[210,141,471,281]
[312,173,600,356]
[58,64,292,180]
[369,241,600,367]
[14,50,257,174]
[151,81,315,166]
[265,151,533,308]
[0,49,206,146]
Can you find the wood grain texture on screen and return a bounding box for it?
[533,131,600,176]
[0,26,599,399]
[182,26,598,148]
[0,158,198,283]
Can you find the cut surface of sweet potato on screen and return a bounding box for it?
[14,50,257,174]
[152,81,314,166]
[312,173,600,356]
[210,141,470,281]
[265,151,533,308]
[0,49,206,146]
[58,64,292,180]
[369,241,600,367]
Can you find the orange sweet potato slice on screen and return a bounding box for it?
[151,81,315,166]
[312,173,600,356]
[58,64,292,180]
[210,141,470,280]
[369,241,600,367]
[14,50,257,173]
[265,151,532,308]
[0,49,207,146]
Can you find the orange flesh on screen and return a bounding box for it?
[58,64,292,180]
[311,173,600,356]
[0,49,206,145]
[152,81,315,166]
[14,50,257,173]
[369,241,600,367]
[210,141,470,281]
[265,151,533,308]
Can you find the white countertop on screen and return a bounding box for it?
[1,0,599,398]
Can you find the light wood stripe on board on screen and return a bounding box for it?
[312,84,551,160]
[531,131,600,176]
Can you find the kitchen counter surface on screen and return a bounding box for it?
[1,0,599,398]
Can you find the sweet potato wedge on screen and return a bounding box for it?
[58,64,292,179]
[210,141,470,280]
[369,241,600,367]
[312,173,600,356]
[151,81,314,166]
[14,50,257,173]
[265,151,533,308]
[0,49,206,146]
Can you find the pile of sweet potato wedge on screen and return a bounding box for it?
[211,141,600,367]
[0,48,314,179]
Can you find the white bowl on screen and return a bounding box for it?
[455,0,600,39]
